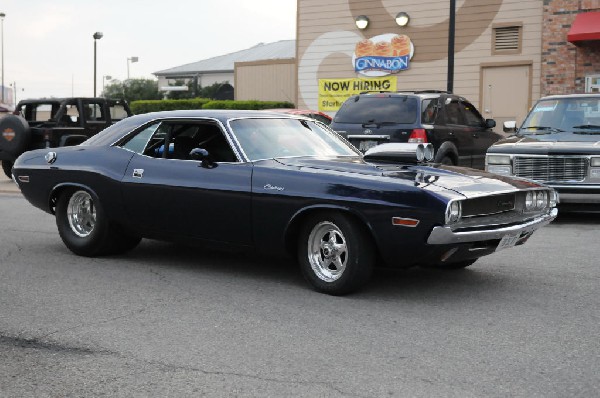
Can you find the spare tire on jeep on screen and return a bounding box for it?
[0,115,31,158]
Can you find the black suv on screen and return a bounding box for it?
[0,97,132,178]
[330,90,500,169]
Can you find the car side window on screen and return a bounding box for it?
[83,102,106,123]
[460,101,485,127]
[444,98,464,125]
[421,98,439,124]
[120,121,238,162]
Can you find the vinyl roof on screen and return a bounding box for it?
[154,40,295,77]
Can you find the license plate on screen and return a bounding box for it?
[359,140,378,152]
[496,234,520,252]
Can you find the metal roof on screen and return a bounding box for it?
[154,40,295,77]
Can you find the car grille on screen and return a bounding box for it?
[513,156,588,182]
[462,193,516,217]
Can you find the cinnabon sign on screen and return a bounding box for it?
[354,33,414,77]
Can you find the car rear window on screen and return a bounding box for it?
[333,96,418,124]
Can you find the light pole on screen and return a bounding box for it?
[10,82,22,104]
[93,32,103,97]
[102,75,112,97]
[127,56,138,80]
[1,12,6,104]
[447,0,456,93]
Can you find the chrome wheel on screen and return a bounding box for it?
[66,190,96,237]
[307,221,348,282]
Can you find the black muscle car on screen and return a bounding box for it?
[487,94,600,207]
[12,110,557,294]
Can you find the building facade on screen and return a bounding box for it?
[295,0,600,125]
[542,0,600,94]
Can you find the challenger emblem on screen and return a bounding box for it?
[2,128,15,142]
[364,129,373,135]
[264,184,284,191]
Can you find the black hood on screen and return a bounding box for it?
[275,156,545,199]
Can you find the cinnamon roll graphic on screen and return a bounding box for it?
[391,34,411,57]
[355,39,375,57]
[373,41,392,57]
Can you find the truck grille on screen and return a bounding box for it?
[513,156,588,182]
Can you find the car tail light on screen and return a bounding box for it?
[408,129,428,143]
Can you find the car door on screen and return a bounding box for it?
[459,99,499,169]
[118,119,253,245]
[440,97,474,167]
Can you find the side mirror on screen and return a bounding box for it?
[503,121,517,133]
[485,119,496,129]
[189,148,216,168]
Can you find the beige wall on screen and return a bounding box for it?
[297,0,543,115]
[234,59,297,103]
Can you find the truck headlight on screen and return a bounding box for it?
[487,165,512,176]
[487,154,511,165]
[591,157,600,179]
[486,155,512,175]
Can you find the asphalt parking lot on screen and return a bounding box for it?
[1,173,599,397]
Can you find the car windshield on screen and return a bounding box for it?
[520,97,600,138]
[229,118,359,161]
[333,96,418,124]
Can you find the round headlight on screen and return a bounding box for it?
[445,201,462,224]
[525,191,535,210]
[536,191,547,209]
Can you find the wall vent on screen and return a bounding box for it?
[493,25,522,54]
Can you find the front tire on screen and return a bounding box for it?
[297,212,375,295]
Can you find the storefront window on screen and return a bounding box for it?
[585,75,600,93]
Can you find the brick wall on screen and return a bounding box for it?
[542,0,600,94]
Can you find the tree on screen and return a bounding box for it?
[102,78,161,102]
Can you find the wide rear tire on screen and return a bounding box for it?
[56,188,140,256]
[297,212,375,295]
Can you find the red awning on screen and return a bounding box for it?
[568,11,600,42]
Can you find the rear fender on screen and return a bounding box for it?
[49,182,100,215]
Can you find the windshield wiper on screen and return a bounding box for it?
[573,124,600,135]
[520,126,564,134]
[572,124,600,131]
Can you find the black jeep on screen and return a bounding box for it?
[0,97,132,178]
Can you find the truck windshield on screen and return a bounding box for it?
[520,97,600,135]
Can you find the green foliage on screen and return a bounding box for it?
[130,98,211,114]
[103,78,162,102]
[130,99,295,114]
[202,100,295,110]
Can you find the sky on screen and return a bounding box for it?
[0,0,297,103]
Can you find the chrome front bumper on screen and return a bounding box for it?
[427,208,558,245]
